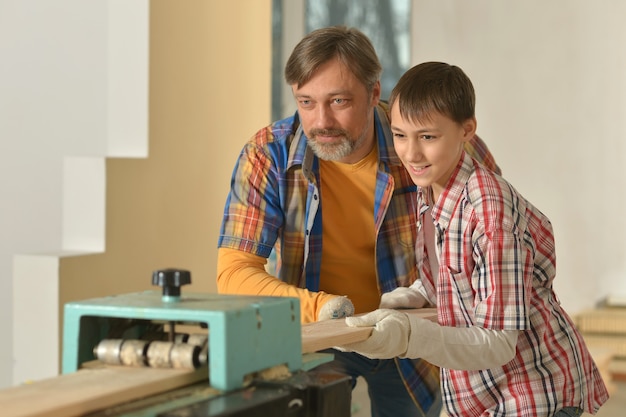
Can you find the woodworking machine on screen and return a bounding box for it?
[32,269,352,417]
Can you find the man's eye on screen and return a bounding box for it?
[333,98,346,105]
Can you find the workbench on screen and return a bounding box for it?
[1,269,436,417]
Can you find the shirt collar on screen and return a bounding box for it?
[418,150,474,227]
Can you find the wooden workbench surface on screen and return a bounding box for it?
[0,364,207,417]
[1,308,437,417]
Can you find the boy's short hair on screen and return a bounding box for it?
[389,62,475,124]
[284,26,382,93]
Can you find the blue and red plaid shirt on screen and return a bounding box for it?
[218,103,500,411]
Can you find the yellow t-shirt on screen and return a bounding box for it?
[318,144,379,314]
[216,143,381,322]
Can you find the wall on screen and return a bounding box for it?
[1,0,114,388]
[411,0,626,313]
[5,0,271,387]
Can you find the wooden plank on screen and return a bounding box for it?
[0,364,207,417]
[301,308,438,353]
[302,320,373,353]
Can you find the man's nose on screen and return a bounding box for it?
[315,104,334,128]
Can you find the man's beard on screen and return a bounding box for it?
[307,128,368,161]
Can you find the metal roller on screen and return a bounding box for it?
[186,333,208,347]
[187,333,209,366]
[94,339,149,367]
[145,341,172,368]
[146,340,202,369]
[119,340,149,366]
[174,333,189,344]
[93,339,123,366]
[95,335,206,369]
[169,343,202,369]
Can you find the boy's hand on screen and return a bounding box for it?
[335,309,410,358]
[380,287,428,309]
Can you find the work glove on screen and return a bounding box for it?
[317,295,355,321]
[339,308,519,370]
[334,309,410,359]
[380,286,428,309]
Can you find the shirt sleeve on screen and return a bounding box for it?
[469,172,534,330]
[403,316,519,371]
[218,137,283,258]
[216,247,336,323]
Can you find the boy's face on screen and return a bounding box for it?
[291,58,381,164]
[390,100,476,202]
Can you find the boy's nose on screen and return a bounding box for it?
[406,140,423,160]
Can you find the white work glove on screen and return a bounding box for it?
[403,317,519,370]
[380,287,428,309]
[335,309,519,371]
[317,296,355,321]
[335,309,410,359]
[337,308,519,369]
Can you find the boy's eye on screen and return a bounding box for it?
[421,135,435,141]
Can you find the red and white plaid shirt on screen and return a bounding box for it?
[417,151,609,416]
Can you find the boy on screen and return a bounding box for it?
[336,62,609,416]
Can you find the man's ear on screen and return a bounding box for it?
[370,80,381,107]
[462,117,477,142]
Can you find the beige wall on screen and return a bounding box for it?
[58,0,272,352]
[410,0,626,313]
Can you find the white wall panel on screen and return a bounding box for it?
[1,0,148,388]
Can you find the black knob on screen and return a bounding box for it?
[152,268,191,297]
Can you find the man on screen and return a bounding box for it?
[217,26,499,417]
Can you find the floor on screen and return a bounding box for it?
[350,377,626,416]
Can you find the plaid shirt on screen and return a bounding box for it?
[218,104,499,412]
[416,152,609,416]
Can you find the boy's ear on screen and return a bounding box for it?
[462,117,477,141]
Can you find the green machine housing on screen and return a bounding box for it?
[62,269,303,392]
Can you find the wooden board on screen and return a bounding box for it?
[301,308,437,353]
[0,364,207,417]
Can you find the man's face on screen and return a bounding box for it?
[291,58,380,164]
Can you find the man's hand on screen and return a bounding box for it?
[334,309,410,359]
[317,296,355,321]
[380,286,428,309]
